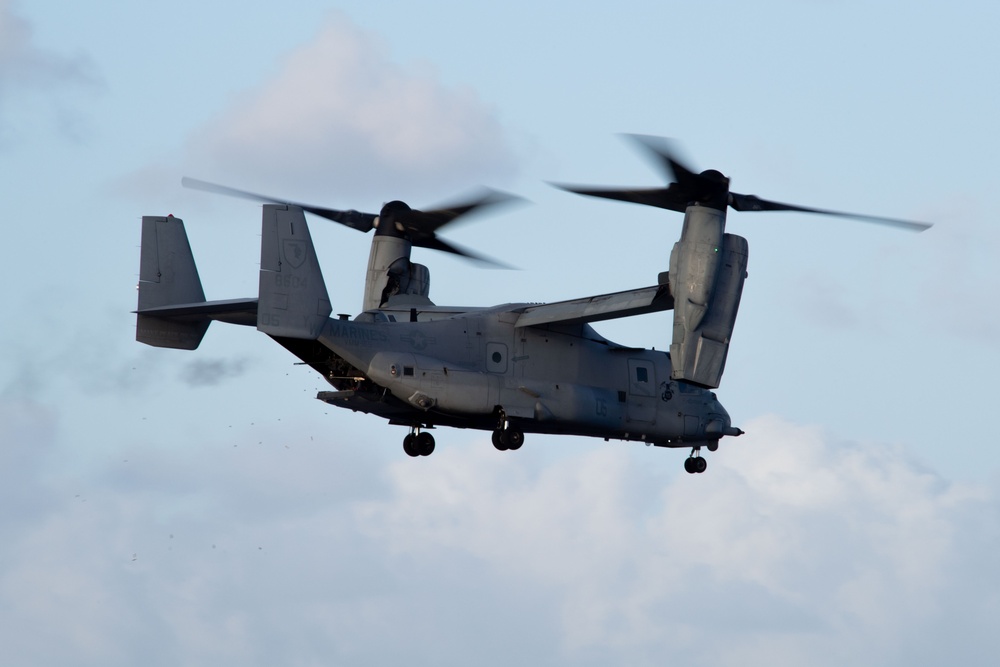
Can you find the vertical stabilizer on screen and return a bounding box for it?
[136,215,209,349]
[258,205,331,339]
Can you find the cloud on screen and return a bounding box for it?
[1,414,997,666]
[177,13,519,203]
[0,0,101,143]
[357,419,999,664]
[0,1,94,88]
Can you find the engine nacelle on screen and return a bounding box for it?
[669,205,726,333]
[669,218,748,389]
[363,235,433,310]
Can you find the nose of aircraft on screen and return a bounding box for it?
[705,396,744,438]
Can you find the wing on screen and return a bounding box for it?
[514,282,673,329]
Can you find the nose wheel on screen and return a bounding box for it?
[403,428,435,457]
[684,449,707,474]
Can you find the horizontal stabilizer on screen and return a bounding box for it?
[136,314,208,350]
[515,283,673,329]
[136,298,259,326]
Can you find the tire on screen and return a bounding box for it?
[504,429,524,450]
[403,434,419,457]
[416,432,435,456]
[492,430,508,451]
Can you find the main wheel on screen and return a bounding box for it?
[403,434,419,457]
[492,430,508,451]
[503,429,524,451]
[684,457,696,474]
[416,431,435,456]
[694,457,707,474]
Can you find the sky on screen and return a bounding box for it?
[3,0,1000,664]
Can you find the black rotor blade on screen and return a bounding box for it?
[550,183,689,212]
[184,177,521,265]
[402,188,522,235]
[729,192,932,232]
[414,235,512,268]
[181,177,377,232]
[554,136,731,212]
[623,134,701,188]
[396,188,521,267]
[554,135,933,233]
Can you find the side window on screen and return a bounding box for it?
[486,342,508,373]
[628,359,655,398]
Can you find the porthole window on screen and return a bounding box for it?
[486,342,508,373]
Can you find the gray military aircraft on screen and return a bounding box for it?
[135,136,930,473]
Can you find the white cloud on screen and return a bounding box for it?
[1,414,997,666]
[182,13,519,203]
[356,419,998,664]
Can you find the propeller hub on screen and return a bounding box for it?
[375,200,413,238]
[690,170,730,211]
[379,200,412,218]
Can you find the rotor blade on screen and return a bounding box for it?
[553,135,725,212]
[403,188,522,234]
[729,192,933,232]
[414,235,512,268]
[550,183,689,212]
[181,177,377,232]
[622,134,701,188]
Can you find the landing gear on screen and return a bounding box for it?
[492,427,524,451]
[492,410,524,451]
[403,428,435,457]
[684,449,707,474]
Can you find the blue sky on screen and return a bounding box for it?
[3,1,1000,665]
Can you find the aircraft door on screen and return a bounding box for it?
[463,318,482,368]
[627,358,656,423]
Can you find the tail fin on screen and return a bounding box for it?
[136,215,210,350]
[257,205,331,339]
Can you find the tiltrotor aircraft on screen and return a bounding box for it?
[135,136,930,473]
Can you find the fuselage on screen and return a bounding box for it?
[314,303,734,449]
